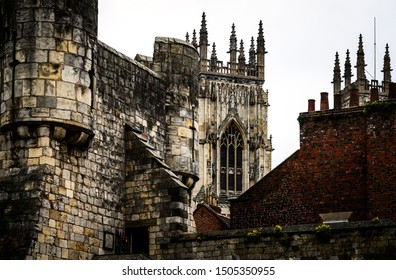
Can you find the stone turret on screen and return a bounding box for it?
[152,37,200,188]
[0,0,97,146]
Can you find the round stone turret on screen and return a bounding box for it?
[153,37,200,187]
[0,0,97,145]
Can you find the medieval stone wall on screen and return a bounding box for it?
[160,221,396,260]
[0,0,199,258]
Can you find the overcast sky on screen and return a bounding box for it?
[98,0,396,167]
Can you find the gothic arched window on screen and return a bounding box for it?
[220,122,243,194]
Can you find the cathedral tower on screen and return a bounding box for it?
[193,13,272,215]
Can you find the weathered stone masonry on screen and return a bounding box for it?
[0,0,199,259]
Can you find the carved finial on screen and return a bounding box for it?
[332,52,342,94]
[185,32,190,43]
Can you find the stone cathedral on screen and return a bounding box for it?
[0,1,271,259]
[191,13,272,215]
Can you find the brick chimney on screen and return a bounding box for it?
[320,92,329,110]
[308,99,316,112]
[370,87,379,103]
[334,94,342,110]
[389,82,396,99]
[349,88,359,107]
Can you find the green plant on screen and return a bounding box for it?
[372,216,380,224]
[273,225,291,247]
[314,224,332,242]
[273,225,283,237]
[244,228,262,243]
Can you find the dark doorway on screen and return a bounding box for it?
[126,227,149,256]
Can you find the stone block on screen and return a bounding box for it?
[57,82,75,99]
[37,96,57,108]
[49,51,65,64]
[29,147,43,158]
[31,107,50,117]
[50,109,71,120]
[62,65,80,83]
[39,156,56,166]
[39,63,61,79]
[57,98,77,111]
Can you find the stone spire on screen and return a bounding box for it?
[248,37,256,76]
[229,23,238,75]
[185,32,190,43]
[238,39,246,75]
[210,43,218,71]
[256,20,265,54]
[199,12,209,71]
[344,49,353,87]
[332,52,342,94]
[355,34,367,87]
[256,20,265,80]
[192,29,198,48]
[382,44,392,92]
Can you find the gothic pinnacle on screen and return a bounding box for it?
[382,43,392,83]
[356,34,367,81]
[344,49,353,87]
[199,12,208,46]
[332,52,342,94]
[238,39,246,63]
[249,37,256,66]
[192,29,197,48]
[229,23,237,52]
[257,20,265,53]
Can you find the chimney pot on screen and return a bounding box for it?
[308,99,316,112]
[320,92,329,110]
[349,88,359,107]
[389,82,396,99]
[334,93,342,110]
[370,87,379,103]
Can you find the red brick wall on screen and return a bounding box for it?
[366,105,396,220]
[231,103,396,229]
[194,204,230,232]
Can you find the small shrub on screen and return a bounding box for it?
[314,224,332,242]
[244,229,262,243]
[273,225,291,247]
[273,225,283,237]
